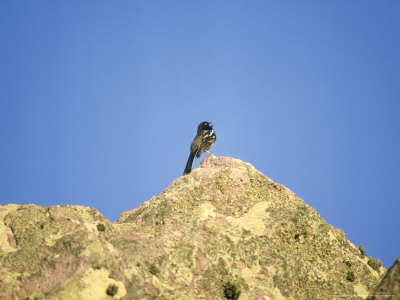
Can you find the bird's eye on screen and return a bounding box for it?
[204,122,208,125]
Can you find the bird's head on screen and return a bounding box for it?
[198,121,213,133]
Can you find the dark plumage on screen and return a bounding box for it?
[183,121,216,175]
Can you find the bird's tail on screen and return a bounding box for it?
[183,151,196,175]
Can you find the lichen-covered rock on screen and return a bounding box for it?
[0,156,386,299]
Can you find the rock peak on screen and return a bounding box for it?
[0,156,387,299]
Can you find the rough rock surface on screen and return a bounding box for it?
[369,256,400,300]
[0,156,386,299]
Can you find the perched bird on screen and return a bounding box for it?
[183,121,216,175]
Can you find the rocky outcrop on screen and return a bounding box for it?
[0,156,386,299]
[369,256,400,300]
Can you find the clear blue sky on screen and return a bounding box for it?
[1,1,399,268]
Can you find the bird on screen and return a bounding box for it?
[183,121,216,175]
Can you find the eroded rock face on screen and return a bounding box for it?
[369,256,400,300]
[0,156,386,299]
